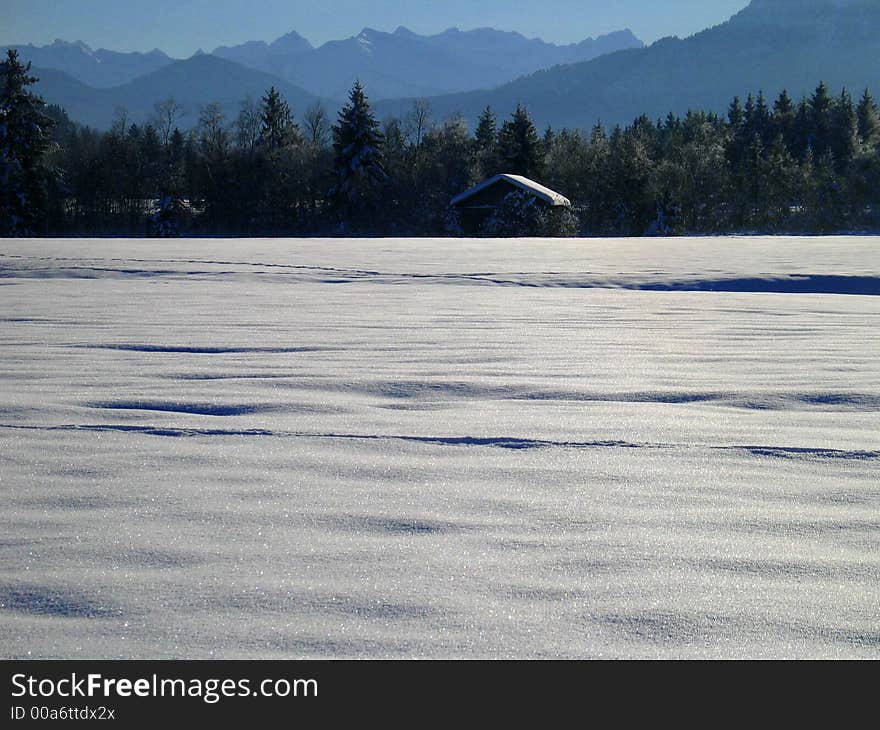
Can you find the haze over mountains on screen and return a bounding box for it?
[377,0,880,128]
[6,1,880,132]
[213,26,644,100]
[3,39,174,88]
[4,26,643,129]
[25,55,328,132]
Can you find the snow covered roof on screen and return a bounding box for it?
[451,174,571,207]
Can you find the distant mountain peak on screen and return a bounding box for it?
[727,0,876,31]
[20,21,645,117]
[7,38,173,88]
[48,38,95,55]
[269,30,312,53]
[606,28,640,40]
[440,26,527,39]
[572,28,646,51]
[52,38,89,49]
[354,30,377,54]
[379,0,880,131]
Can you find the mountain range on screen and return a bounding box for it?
[6,1,880,133]
[376,0,880,129]
[28,55,328,132]
[4,25,643,125]
[213,26,644,100]
[3,39,174,88]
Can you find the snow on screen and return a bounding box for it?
[0,235,878,659]
[356,32,374,55]
[451,174,572,207]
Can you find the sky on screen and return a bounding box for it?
[1,0,750,56]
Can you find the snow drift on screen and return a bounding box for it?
[0,236,878,658]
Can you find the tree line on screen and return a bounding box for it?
[2,48,880,237]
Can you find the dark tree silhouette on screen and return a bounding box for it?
[498,103,544,178]
[0,49,56,235]
[856,89,880,148]
[331,81,387,225]
[8,77,880,237]
[475,106,497,151]
[259,86,300,151]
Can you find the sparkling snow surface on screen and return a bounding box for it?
[1,236,878,659]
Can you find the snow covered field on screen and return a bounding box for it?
[1,236,878,659]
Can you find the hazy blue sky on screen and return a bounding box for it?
[2,0,749,56]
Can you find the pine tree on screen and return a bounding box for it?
[772,89,796,149]
[412,115,474,232]
[166,128,186,197]
[661,112,683,155]
[542,126,556,155]
[811,149,846,231]
[544,127,587,210]
[331,81,387,224]
[474,105,499,178]
[792,99,813,158]
[498,103,544,178]
[475,106,497,151]
[727,96,744,129]
[259,86,300,151]
[761,135,798,229]
[856,89,880,148]
[743,93,756,131]
[830,88,858,169]
[0,49,56,235]
[139,123,162,197]
[748,91,771,144]
[726,96,747,170]
[582,122,612,233]
[809,81,833,156]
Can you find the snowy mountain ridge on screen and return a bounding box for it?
[375,0,880,130]
[2,39,174,88]
[3,24,644,102]
[211,25,645,101]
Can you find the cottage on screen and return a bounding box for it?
[450,174,572,235]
